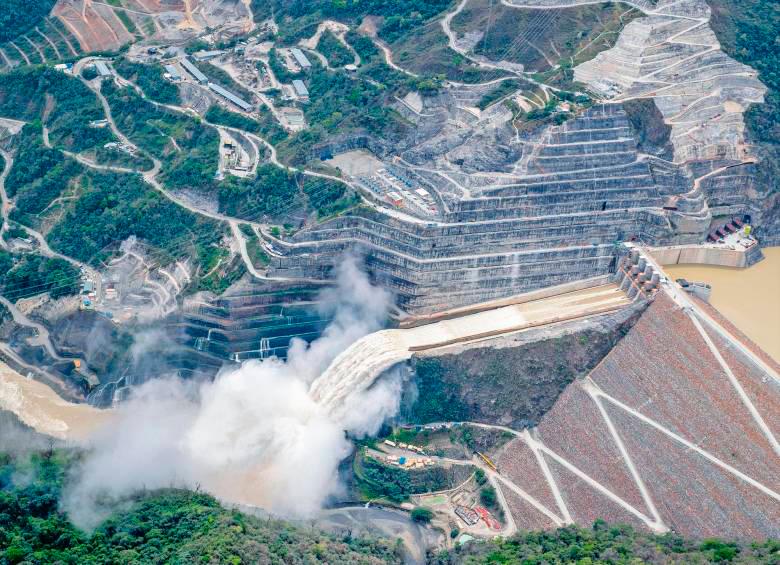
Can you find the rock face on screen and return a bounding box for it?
[574,0,770,225]
[53,0,254,53]
[575,0,765,165]
[268,0,771,316]
[402,305,643,428]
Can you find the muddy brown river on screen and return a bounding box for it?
[665,246,780,362]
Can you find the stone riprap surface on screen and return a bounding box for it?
[492,291,780,539]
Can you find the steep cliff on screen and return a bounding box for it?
[402,305,644,428]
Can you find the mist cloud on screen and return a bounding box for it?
[64,256,402,529]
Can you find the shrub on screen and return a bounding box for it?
[411,507,433,523]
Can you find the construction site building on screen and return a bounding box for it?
[208,82,253,112]
[290,48,311,69]
[164,64,181,80]
[180,58,208,83]
[94,61,111,77]
[193,50,223,61]
[292,79,309,100]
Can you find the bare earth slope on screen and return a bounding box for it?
[52,0,253,53]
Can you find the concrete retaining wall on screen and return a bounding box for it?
[647,244,763,268]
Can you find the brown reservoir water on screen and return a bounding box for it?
[664,246,780,363]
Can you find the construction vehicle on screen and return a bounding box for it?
[476,451,499,473]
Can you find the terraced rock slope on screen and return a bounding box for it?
[268,0,769,316]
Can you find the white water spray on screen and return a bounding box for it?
[64,256,404,529]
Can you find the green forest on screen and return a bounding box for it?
[218,165,355,221]
[0,121,221,273]
[0,251,79,301]
[0,450,402,564]
[318,30,354,67]
[252,0,453,45]
[2,447,775,565]
[5,125,83,221]
[113,59,182,105]
[407,359,471,424]
[47,170,224,268]
[0,67,114,153]
[0,0,55,43]
[355,452,457,502]
[432,523,779,564]
[204,104,288,145]
[708,0,779,191]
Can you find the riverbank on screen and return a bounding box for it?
[0,361,109,441]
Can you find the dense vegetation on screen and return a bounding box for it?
[218,164,299,220]
[2,122,221,273]
[407,359,472,424]
[708,0,779,193]
[0,450,402,564]
[478,80,524,110]
[433,522,780,564]
[318,30,354,67]
[354,452,458,502]
[1,448,774,564]
[0,251,80,300]
[274,55,412,166]
[218,165,355,221]
[253,0,453,45]
[204,100,288,145]
[0,0,55,43]
[5,125,82,220]
[48,171,224,268]
[113,59,181,105]
[101,80,220,192]
[388,19,506,84]
[0,67,113,153]
[305,177,360,218]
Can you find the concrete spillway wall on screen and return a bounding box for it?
[647,244,764,268]
[311,282,632,420]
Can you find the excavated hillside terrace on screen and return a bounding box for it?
[270,102,705,314]
[575,0,765,165]
[52,0,254,53]
[176,280,333,364]
[268,0,769,316]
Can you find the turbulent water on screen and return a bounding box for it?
[309,330,412,419]
[0,269,629,528]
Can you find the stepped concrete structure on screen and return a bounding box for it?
[267,103,699,315]
[177,281,332,363]
[262,0,769,316]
